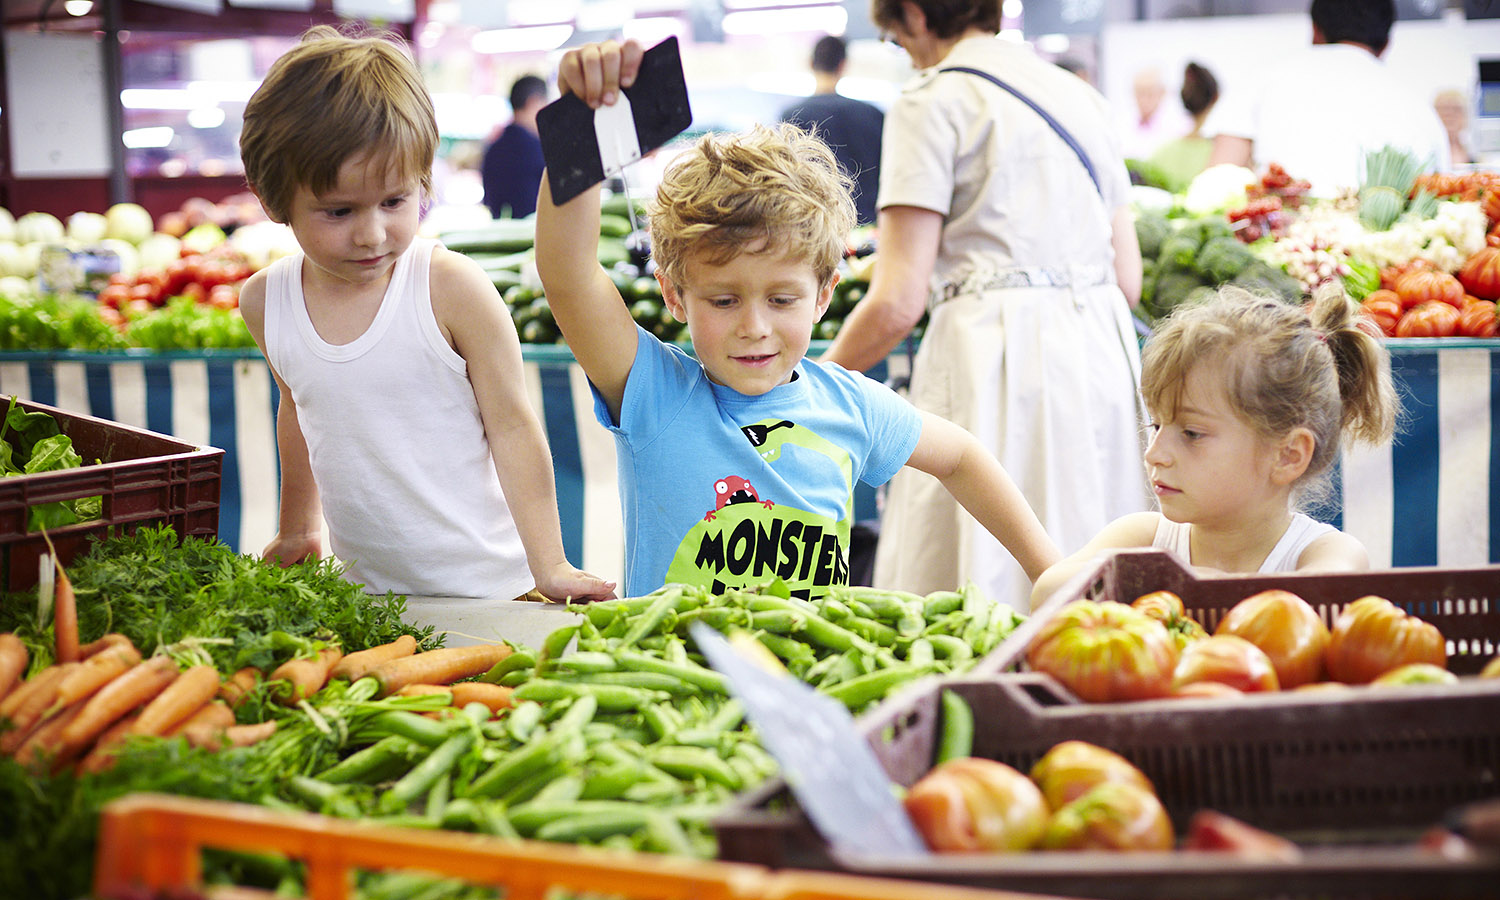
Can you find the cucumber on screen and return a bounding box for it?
[599,213,634,238]
[439,220,536,255]
[601,192,642,221]
[597,238,629,268]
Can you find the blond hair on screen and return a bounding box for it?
[240,25,437,223]
[1141,284,1397,498]
[647,123,855,291]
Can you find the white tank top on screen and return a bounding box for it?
[263,238,531,599]
[1152,513,1338,574]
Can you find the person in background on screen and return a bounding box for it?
[1120,66,1187,162]
[822,0,1148,613]
[1145,61,1220,194]
[481,74,548,219]
[1208,0,1448,194]
[237,26,615,604]
[780,35,886,226]
[535,39,1060,602]
[1434,89,1474,168]
[1032,284,1397,609]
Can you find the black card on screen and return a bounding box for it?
[537,36,693,205]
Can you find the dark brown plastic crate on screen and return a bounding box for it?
[713,550,1500,899]
[0,395,222,591]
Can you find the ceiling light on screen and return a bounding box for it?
[722,0,839,9]
[1037,32,1070,53]
[123,126,174,149]
[720,5,847,36]
[64,0,93,15]
[471,24,574,54]
[187,106,226,129]
[1001,0,1021,18]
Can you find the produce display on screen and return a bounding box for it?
[0,526,1020,899]
[1023,585,1486,704]
[1134,154,1500,339]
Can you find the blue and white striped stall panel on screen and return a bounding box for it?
[1339,342,1499,569]
[0,351,276,555]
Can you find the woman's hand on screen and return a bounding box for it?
[262,531,321,568]
[533,562,618,604]
[557,39,644,108]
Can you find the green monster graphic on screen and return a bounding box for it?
[663,418,855,599]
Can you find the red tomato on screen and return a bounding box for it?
[1395,300,1462,338]
[96,284,130,310]
[1026,601,1181,703]
[164,257,196,297]
[1395,269,1464,310]
[1173,634,1280,693]
[1183,810,1300,860]
[1325,595,1446,684]
[1214,589,1329,688]
[208,284,239,310]
[1039,781,1174,851]
[903,757,1049,852]
[1459,247,1500,300]
[1028,741,1154,811]
[1360,290,1403,337]
[1379,259,1434,293]
[1457,299,1498,338]
[1370,662,1458,687]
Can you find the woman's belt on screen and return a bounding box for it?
[935,264,1115,305]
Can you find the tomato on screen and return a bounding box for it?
[1325,595,1446,684]
[1360,290,1403,337]
[1025,601,1181,703]
[1395,300,1462,338]
[1183,810,1300,860]
[208,284,239,310]
[1171,680,1245,699]
[903,757,1049,852]
[1482,656,1500,679]
[1292,681,1351,693]
[1172,634,1280,693]
[1379,258,1434,293]
[96,284,130,310]
[1459,247,1500,300]
[1395,269,1464,310]
[1039,782,1174,851]
[1028,740,1154,810]
[1131,590,1208,649]
[1457,299,1498,338]
[1370,662,1459,687]
[1214,589,1329,688]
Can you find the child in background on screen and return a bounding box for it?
[237,26,614,603]
[1031,284,1397,608]
[536,39,1059,601]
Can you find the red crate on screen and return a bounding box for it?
[0,395,222,591]
[713,551,1500,899]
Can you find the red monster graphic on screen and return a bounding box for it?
[704,475,775,521]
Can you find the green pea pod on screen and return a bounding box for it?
[479,649,536,684]
[504,700,546,743]
[515,679,667,713]
[535,809,656,843]
[316,735,420,785]
[927,633,975,662]
[923,591,964,618]
[464,732,566,799]
[553,670,693,695]
[616,651,729,694]
[935,688,975,763]
[618,586,685,649]
[538,623,580,671]
[646,745,742,790]
[531,773,586,805]
[369,709,451,748]
[552,650,619,673]
[822,665,930,710]
[381,730,475,813]
[507,799,654,836]
[498,759,576,806]
[906,637,936,668]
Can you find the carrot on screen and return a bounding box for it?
[52,557,79,665]
[0,663,75,755]
[329,634,418,682]
[51,642,142,711]
[77,712,141,775]
[219,666,262,709]
[395,684,453,700]
[130,664,220,737]
[368,644,513,697]
[268,646,343,706]
[0,633,28,704]
[15,702,85,772]
[59,655,178,757]
[189,720,276,751]
[449,682,515,714]
[165,699,235,738]
[79,633,134,659]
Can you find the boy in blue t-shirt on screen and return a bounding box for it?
[536,39,1060,600]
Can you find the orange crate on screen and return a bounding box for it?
[713,550,1500,899]
[0,395,222,591]
[94,794,1074,900]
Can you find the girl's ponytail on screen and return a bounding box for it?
[1309,282,1398,447]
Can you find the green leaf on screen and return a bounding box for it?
[23,433,83,474]
[27,501,80,532]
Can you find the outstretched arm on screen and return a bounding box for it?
[534,39,646,423]
[1029,512,1161,610]
[903,412,1061,584]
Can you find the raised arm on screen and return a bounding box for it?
[904,411,1061,584]
[534,39,646,423]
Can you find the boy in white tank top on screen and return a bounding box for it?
[236,26,614,604]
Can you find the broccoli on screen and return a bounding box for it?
[1134,214,1172,261]
[1157,232,1202,272]
[1148,269,1210,319]
[1195,236,1257,284]
[1182,217,1235,247]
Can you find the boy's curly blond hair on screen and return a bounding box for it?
[647,123,855,291]
[240,24,437,223]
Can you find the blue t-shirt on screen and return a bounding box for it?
[595,327,922,600]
